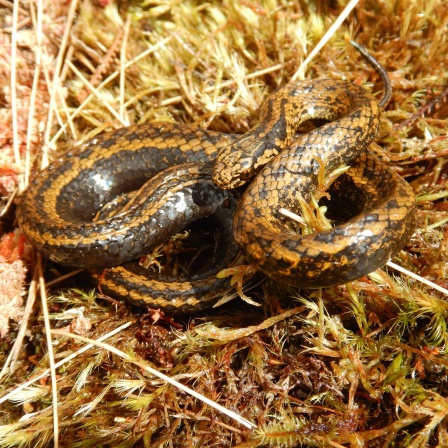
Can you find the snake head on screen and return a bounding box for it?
[213,130,280,189]
[212,147,257,190]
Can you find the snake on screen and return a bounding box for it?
[17,125,241,313]
[17,44,417,311]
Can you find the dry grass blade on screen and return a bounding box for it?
[37,255,59,448]
[0,254,38,377]
[291,0,360,81]
[0,322,133,406]
[42,0,79,168]
[387,261,448,297]
[10,0,21,190]
[50,329,257,430]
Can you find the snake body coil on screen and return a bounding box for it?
[213,79,416,287]
[17,124,241,312]
[17,77,416,311]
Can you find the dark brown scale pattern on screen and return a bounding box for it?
[91,185,239,313]
[17,124,240,311]
[18,123,238,267]
[17,79,416,310]
[226,79,416,287]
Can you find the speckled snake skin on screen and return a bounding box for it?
[17,70,416,311]
[213,78,416,287]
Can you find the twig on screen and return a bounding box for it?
[0,0,27,14]
[76,29,124,104]
[46,268,84,287]
[395,87,448,130]
[24,0,43,189]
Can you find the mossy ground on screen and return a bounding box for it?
[1,0,447,447]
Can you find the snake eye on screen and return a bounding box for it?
[240,169,252,180]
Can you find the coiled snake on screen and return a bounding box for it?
[17,46,416,312]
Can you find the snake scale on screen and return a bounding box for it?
[17,46,417,312]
